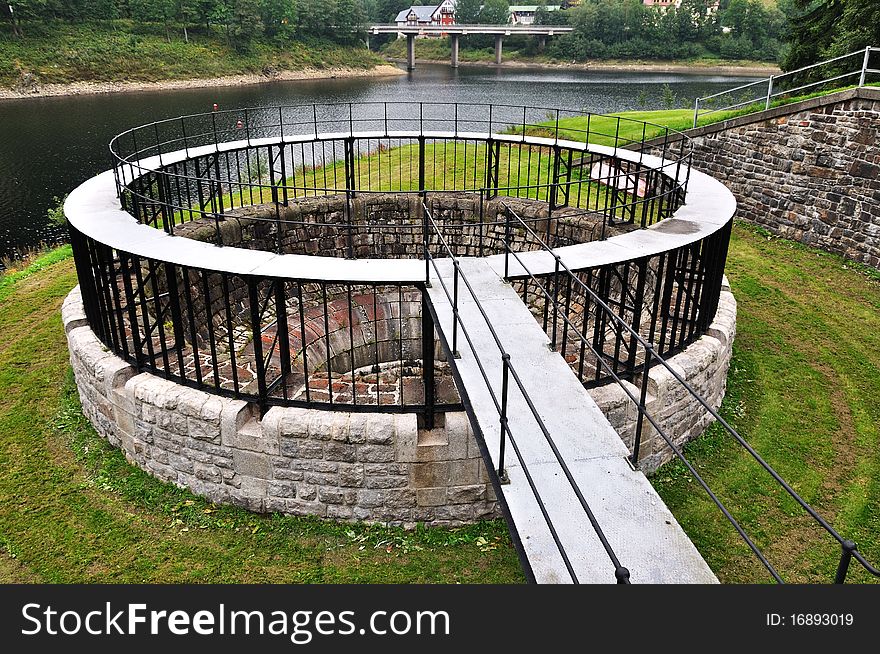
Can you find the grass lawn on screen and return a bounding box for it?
[2,225,878,584]
[0,250,524,583]
[653,223,880,584]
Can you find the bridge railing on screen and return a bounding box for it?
[501,202,880,584]
[693,46,880,127]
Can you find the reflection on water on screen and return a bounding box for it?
[0,63,755,256]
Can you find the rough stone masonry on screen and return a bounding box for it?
[687,87,880,268]
[63,271,735,520]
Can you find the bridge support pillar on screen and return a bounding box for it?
[494,35,503,65]
[407,34,416,70]
[537,35,546,53]
[451,34,460,68]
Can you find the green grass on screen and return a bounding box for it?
[653,223,880,583]
[183,139,642,226]
[4,224,879,584]
[0,21,382,88]
[0,244,71,301]
[0,248,524,583]
[517,84,880,143]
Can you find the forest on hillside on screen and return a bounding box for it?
[2,0,878,70]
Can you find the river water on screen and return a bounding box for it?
[0,63,757,258]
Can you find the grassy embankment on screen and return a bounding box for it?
[0,21,383,89]
[0,249,523,583]
[655,226,880,584]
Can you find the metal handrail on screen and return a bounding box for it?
[693,46,878,127]
[502,202,880,584]
[423,201,631,584]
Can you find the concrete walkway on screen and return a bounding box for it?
[426,257,717,584]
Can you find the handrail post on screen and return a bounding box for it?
[498,353,511,484]
[859,46,871,87]
[551,255,560,350]
[504,205,511,280]
[478,187,485,257]
[692,97,699,129]
[765,75,774,110]
[835,540,857,583]
[421,293,436,430]
[452,259,461,358]
[422,191,430,286]
[631,348,652,466]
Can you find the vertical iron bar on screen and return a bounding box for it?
[275,280,291,402]
[421,292,435,429]
[498,353,510,482]
[248,278,268,414]
[452,260,460,358]
[551,256,560,350]
[201,272,220,389]
[322,283,333,406]
[835,540,857,583]
[631,348,652,466]
[297,283,310,403]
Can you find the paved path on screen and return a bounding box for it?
[426,257,717,584]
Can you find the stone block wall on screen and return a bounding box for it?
[686,87,880,268]
[172,193,625,260]
[65,269,736,517]
[63,287,498,526]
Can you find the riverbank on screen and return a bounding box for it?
[386,56,779,77]
[0,64,406,101]
[0,21,402,100]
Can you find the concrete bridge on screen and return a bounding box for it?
[368,24,574,69]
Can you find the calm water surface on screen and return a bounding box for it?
[0,64,756,257]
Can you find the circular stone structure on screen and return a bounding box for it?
[64,103,736,525]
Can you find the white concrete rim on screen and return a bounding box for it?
[65,130,735,283]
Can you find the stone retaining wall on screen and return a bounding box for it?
[64,274,735,518]
[173,193,627,259]
[63,286,498,526]
[685,87,880,268]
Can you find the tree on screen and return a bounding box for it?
[333,0,367,45]
[827,0,880,58]
[261,0,296,38]
[455,0,482,24]
[534,1,550,26]
[132,0,177,41]
[782,0,841,70]
[376,0,409,23]
[229,0,263,50]
[479,0,509,25]
[178,0,200,42]
[296,0,334,39]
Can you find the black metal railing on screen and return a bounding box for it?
[109,102,690,251]
[74,103,698,423]
[499,203,880,585]
[69,103,767,583]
